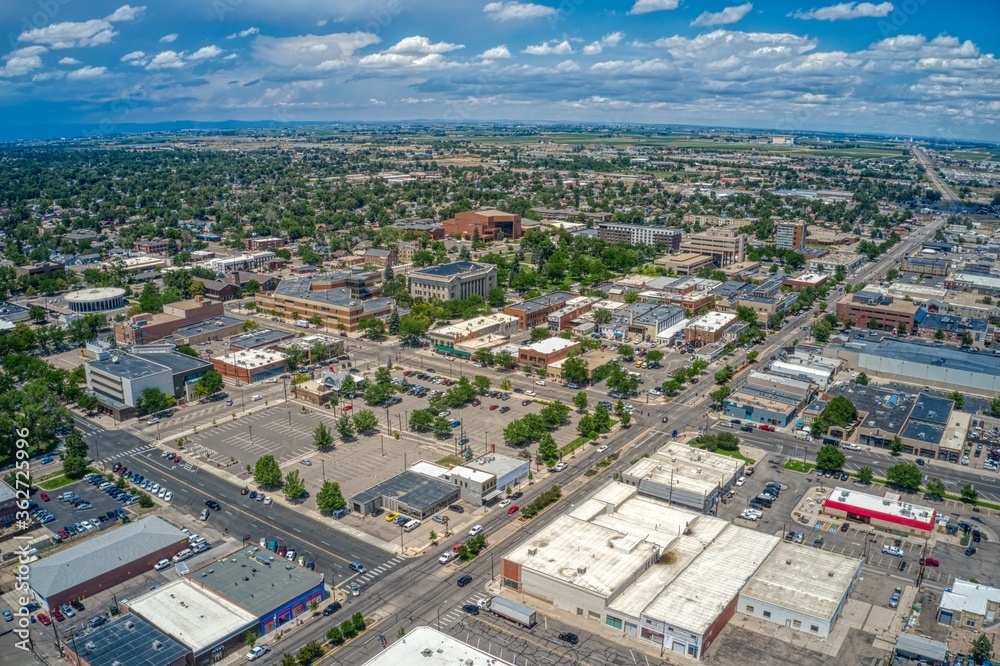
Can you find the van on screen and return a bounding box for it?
[295,320,309,328]
[153,559,171,571]
[754,495,774,508]
[172,549,193,563]
[403,519,421,533]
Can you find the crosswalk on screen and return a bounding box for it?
[343,556,404,588]
[435,593,491,629]
[104,444,155,462]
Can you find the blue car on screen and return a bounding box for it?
[449,420,461,429]
[40,456,53,465]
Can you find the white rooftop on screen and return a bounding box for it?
[213,348,286,370]
[430,313,519,338]
[277,333,342,350]
[741,542,861,621]
[825,487,936,526]
[409,461,449,478]
[446,466,494,484]
[623,441,743,495]
[940,579,1000,616]
[687,311,737,333]
[642,525,779,633]
[520,336,578,355]
[126,579,256,652]
[359,626,513,666]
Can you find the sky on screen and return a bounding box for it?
[0,0,998,142]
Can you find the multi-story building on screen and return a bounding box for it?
[807,252,866,275]
[134,239,169,254]
[408,261,497,301]
[835,291,921,332]
[654,252,716,276]
[427,313,520,357]
[207,252,276,274]
[900,255,951,276]
[114,296,226,345]
[775,222,805,251]
[392,219,445,239]
[14,261,64,278]
[546,296,598,332]
[504,291,576,329]
[443,210,522,241]
[602,302,686,343]
[679,228,747,266]
[597,223,682,250]
[914,311,988,344]
[244,237,286,251]
[685,311,738,347]
[518,337,580,370]
[212,349,287,383]
[255,272,392,332]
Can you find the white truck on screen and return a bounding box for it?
[488,597,536,628]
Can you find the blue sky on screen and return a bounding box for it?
[1,1,997,141]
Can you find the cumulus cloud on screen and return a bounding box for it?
[483,1,557,21]
[18,5,145,49]
[58,57,81,65]
[160,33,177,43]
[384,36,463,55]
[227,27,260,39]
[67,66,107,80]
[253,32,380,70]
[121,50,146,63]
[189,45,224,60]
[628,0,679,15]
[479,45,512,60]
[792,2,893,20]
[583,31,625,55]
[0,46,47,77]
[692,3,753,26]
[523,40,573,56]
[146,50,185,70]
[359,52,450,68]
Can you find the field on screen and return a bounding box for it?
[942,151,995,161]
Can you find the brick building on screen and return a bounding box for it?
[834,291,920,332]
[518,337,580,371]
[114,297,225,344]
[443,209,522,241]
[504,291,576,329]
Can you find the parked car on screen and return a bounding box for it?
[322,602,342,616]
[889,587,901,609]
[920,557,940,567]
[558,632,579,645]
[882,545,904,557]
[246,645,271,661]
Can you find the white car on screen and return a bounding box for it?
[157,487,167,498]
[164,491,172,502]
[842,443,861,451]
[438,551,454,564]
[264,378,278,383]
[161,450,172,458]
[147,417,159,425]
[263,496,272,505]
[553,462,568,472]
[882,545,904,557]
[499,499,511,508]
[740,511,759,521]
[535,380,546,386]
[596,445,608,453]
[246,645,270,661]
[153,559,171,571]
[524,390,537,397]
[735,476,746,486]
[151,483,160,494]
[81,520,94,531]
[469,524,483,537]
[251,395,263,402]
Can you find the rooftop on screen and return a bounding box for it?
[69,614,189,666]
[520,337,578,355]
[213,349,287,370]
[169,316,244,337]
[191,549,325,617]
[411,261,493,278]
[465,453,528,479]
[741,542,861,621]
[30,517,186,600]
[126,579,256,653]
[64,287,127,302]
[429,313,519,338]
[351,470,458,512]
[230,328,295,349]
[87,353,165,381]
[623,441,743,497]
[852,338,1000,377]
[506,291,576,314]
[359,626,513,666]
[277,333,343,350]
[824,487,936,530]
[940,579,1000,616]
[688,311,737,332]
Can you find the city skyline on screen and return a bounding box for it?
[0,0,998,142]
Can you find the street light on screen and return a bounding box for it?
[436,598,450,631]
[248,425,254,447]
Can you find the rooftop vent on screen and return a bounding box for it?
[527,548,537,556]
[85,642,97,650]
[577,566,587,575]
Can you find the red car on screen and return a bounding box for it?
[920,557,940,567]
[52,609,64,622]
[453,543,462,553]
[37,613,50,626]
[507,505,519,515]
[172,455,181,463]
[471,399,481,406]
[489,404,499,411]
[758,424,775,432]
[343,405,353,411]
[403,370,413,376]
[39,492,50,501]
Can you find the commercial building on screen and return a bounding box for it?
[351,470,460,518]
[821,487,935,535]
[723,372,814,428]
[466,453,530,494]
[229,328,296,351]
[546,296,598,332]
[134,239,169,255]
[775,222,806,251]
[679,228,747,266]
[914,312,988,345]
[64,287,127,313]
[807,251,866,275]
[207,252,276,273]
[901,255,951,276]
[938,579,1000,632]
[360,627,513,666]
[15,260,64,278]
[212,349,286,383]
[835,291,920,332]
[505,291,576,329]
[654,252,716,276]
[408,261,497,302]
[738,542,862,639]
[199,279,240,301]
[244,236,286,251]
[29,517,187,610]
[168,316,245,346]
[0,480,20,529]
[601,302,686,343]
[115,297,226,345]
[62,614,190,666]
[597,223,682,250]
[85,346,214,420]
[685,311,738,347]
[620,441,744,513]
[518,337,580,370]
[0,301,31,329]
[427,313,520,357]
[255,272,393,332]
[782,273,830,291]
[767,354,839,388]
[392,219,445,239]
[442,209,522,241]
[548,348,619,383]
[276,334,344,363]
[410,461,499,507]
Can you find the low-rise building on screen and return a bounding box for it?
[602,302,685,343]
[546,296,598,332]
[411,461,499,507]
[427,313,519,357]
[359,627,513,666]
[212,349,286,383]
[685,311,737,347]
[442,209,522,241]
[835,291,920,332]
[547,348,618,383]
[115,296,225,345]
[168,316,245,346]
[518,337,580,370]
[807,251,866,275]
[408,261,497,302]
[229,328,296,351]
[620,441,744,513]
[821,486,935,535]
[14,260,64,278]
[505,291,576,329]
[350,470,460,519]
[207,251,276,273]
[244,236,286,251]
[465,453,530,494]
[392,219,445,239]
[134,239,169,254]
[0,480,19,529]
[782,273,830,291]
[938,579,1000,632]
[914,311,988,344]
[62,614,190,666]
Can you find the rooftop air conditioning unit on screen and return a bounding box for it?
[85,642,97,650]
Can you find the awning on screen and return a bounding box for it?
[483,489,502,502]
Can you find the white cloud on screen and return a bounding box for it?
[18,5,145,49]
[121,50,146,63]
[523,40,573,56]
[146,50,185,70]
[479,45,512,60]
[228,26,260,39]
[692,3,753,26]
[189,45,223,60]
[160,33,177,43]
[253,32,380,69]
[58,57,81,65]
[223,53,238,60]
[555,59,580,72]
[792,2,893,21]
[0,46,47,78]
[655,30,817,59]
[359,52,449,69]
[483,1,557,21]
[67,66,107,80]
[384,36,463,55]
[628,0,679,15]
[583,31,625,55]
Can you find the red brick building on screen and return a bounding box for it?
[443,209,522,241]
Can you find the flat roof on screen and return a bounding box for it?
[741,542,861,621]
[430,313,519,337]
[411,261,492,277]
[64,287,127,302]
[69,614,189,666]
[688,311,737,332]
[465,453,528,479]
[520,337,578,355]
[213,349,286,370]
[642,525,779,633]
[352,470,458,512]
[359,626,513,665]
[230,328,294,349]
[827,383,914,434]
[0,480,16,504]
[131,348,213,375]
[857,338,1000,377]
[624,441,742,493]
[940,579,1000,615]
[505,291,575,314]
[277,333,341,350]
[191,549,325,617]
[824,487,935,530]
[30,517,186,600]
[171,315,244,336]
[88,352,170,381]
[127,579,256,653]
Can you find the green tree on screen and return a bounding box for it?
[312,423,334,449]
[494,349,517,370]
[326,626,344,644]
[245,632,258,648]
[816,445,846,472]
[62,454,89,479]
[645,349,663,366]
[855,372,870,386]
[487,287,507,308]
[538,433,559,467]
[593,308,612,325]
[337,414,356,439]
[896,321,908,335]
[948,391,965,410]
[856,466,874,484]
[472,348,494,366]
[353,409,380,434]
[359,318,387,341]
[137,492,155,509]
[530,327,549,342]
[398,314,430,344]
[934,329,945,341]
[890,435,904,456]
[176,345,199,358]
[316,481,346,513]
[592,404,612,432]
[885,463,922,491]
[735,305,758,325]
[812,319,832,342]
[473,375,491,395]
[387,311,401,335]
[433,416,453,439]
[961,330,974,347]
[618,408,631,428]
[295,640,324,666]
[924,478,946,500]
[961,484,979,504]
[135,387,175,416]
[559,356,589,386]
[990,395,1000,418]
[254,455,283,488]
[340,374,356,399]
[194,370,225,398]
[713,365,734,385]
[573,391,588,412]
[409,409,435,432]
[282,469,306,501]
[823,396,858,427]
[970,634,992,664]
[867,317,879,330]
[708,386,732,405]
[64,431,89,458]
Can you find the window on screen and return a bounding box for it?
[745,605,754,613]
[966,620,977,628]
[762,611,771,619]
[810,625,819,633]
[606,616,623,630]
[793,620,801,628]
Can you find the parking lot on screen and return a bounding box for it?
[37,476,143,540]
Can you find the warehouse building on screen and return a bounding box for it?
[360,626,513,666]
[738,542,862,638]
[29,517,187,610]
[351,470,460,518]
[620,441,744,513]
[62,614,190,666]
[822,487,936,535]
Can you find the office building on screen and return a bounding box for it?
[679,228,747,266]
[134,239,169,254]
[212,349,287,383]
[114,296,225,345]
[504,291,576,329]
[597,223,682,250]
[775,222,806,251]
[654,252,716,276]
[442,209,522,241]
[255,271,392,332]
[207,252,276,273]
[685,311,738,347]
[518,337,580,370]
[244,237,286,251]
[408,261,497,302]
[360,627,513,666]
[64,287,127,313]
[835,291,920,332]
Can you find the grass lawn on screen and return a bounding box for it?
[784,459,816,473]
[436,455,466,467]
[39,469,97,490]
[559,436,591,457]
[709,448,757,464]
